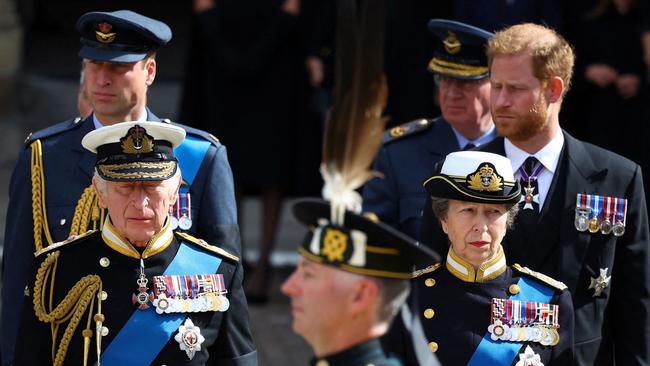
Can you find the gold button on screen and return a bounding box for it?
[423,308,435,319]
[99,291,108,301]
[99,257,110,268]
[101,326,109,336]
[425,278,436,287]
[315,360,329,366]
[428,341,438,352]
[509,284,520,295]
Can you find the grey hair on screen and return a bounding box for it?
[93,167,182,197]
[373,277,411,324]
[430,196,519,229]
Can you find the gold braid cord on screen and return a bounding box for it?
[69,186,104,236]
[31,140,54,252]
[33,251,104,366]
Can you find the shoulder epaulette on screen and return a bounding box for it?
[414,262,442,277]
[512,263,567,291]
[383,119,432,144]
[34,230,98,257]
[161,119,221,146]
[175,232,239,263]
[24,116,86,145]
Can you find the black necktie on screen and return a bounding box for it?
[463,143,476,151]
[519,156,541,215]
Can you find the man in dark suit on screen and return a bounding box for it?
[362,19,497,239]
[1,10,252,365]
[421,23,650,365]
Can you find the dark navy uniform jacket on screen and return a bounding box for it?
[1,110,243,364]
[310,339,402,366]
[421,131,650,365]
[386,249,574,366]
[15,228,256,365]
[362,117,459,239]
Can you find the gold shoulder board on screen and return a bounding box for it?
[175,232,239,263]
[34,230,97,257]
[512,263,567,291]
[383,119,431,144]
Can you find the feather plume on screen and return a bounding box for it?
[321,0,388,224]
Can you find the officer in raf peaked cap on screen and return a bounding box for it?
[363,19,497,244]
[1,10,246,365]
[14,122,256,365]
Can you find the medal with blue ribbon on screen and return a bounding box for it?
[588,195,602,233]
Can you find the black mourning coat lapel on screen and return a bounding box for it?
[556,131,608,292]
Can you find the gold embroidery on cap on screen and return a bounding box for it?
[95,22,117,44]
[443,31,461,55]
[321,228,348,262]
[98,161,176,180]
[120,125,154,154]
[467,164,503,192]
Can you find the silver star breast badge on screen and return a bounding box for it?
[515,345,543,366]
[589,268,611,297]
[174,318,205,360]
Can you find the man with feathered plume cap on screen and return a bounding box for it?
[280,1,441,365]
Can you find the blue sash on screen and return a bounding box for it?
[174,135,211,189]
[467,276,554,366]
[99,242,223,365]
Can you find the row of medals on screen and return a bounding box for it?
[133,276,230,313]
[491,322,560,346]
[574,208,624,236]
[155,292,230,314]
[170,215,192,231]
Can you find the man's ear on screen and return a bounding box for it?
[92,177,108,209]
[349,279,379,315]
[145,57,156,86]
[546,76,564,103]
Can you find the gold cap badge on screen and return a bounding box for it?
[443,31,461,55]
[95,22,116,43]
[120,125,154,154]
[467,163,503,192]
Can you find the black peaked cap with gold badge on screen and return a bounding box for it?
[293,198,441,279]
[423,151,521,204]
[77,10,172,62]
[82,121,185,182]
[427,19,494,80]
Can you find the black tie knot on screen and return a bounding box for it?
[523,156,539,176]
[463,143,476,151]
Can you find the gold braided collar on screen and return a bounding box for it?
[101,216,173,259]
[445,245,506,283]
